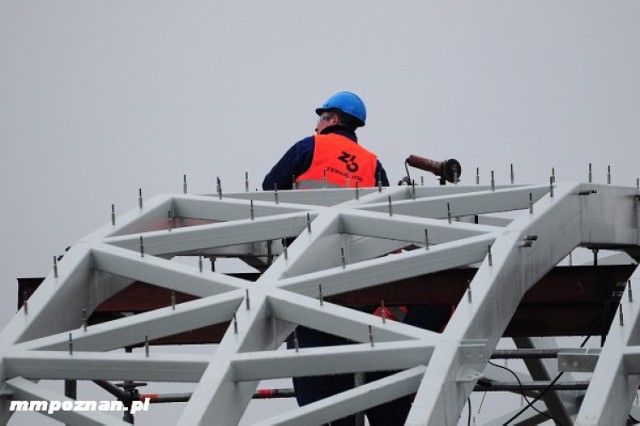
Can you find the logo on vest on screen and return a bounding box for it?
[337,151,359,173]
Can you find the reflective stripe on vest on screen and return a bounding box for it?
[295,133,378,189]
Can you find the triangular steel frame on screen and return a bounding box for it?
[1,182,639,425]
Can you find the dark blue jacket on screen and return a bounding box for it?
[262,126,389,190]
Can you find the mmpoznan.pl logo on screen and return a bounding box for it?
[10,398,150,415]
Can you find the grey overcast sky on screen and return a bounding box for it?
[1,1,639,424]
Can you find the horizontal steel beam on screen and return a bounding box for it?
[231,340,435,381]
[4,352,210,382]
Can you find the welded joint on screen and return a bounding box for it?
[557,348,600,373]
[456,340,489,382]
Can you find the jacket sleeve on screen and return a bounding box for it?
[262,138,315,190]
[375,160,390,187]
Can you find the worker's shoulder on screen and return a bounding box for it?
[293,135,315,152]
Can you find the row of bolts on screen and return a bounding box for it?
[111,163,640,225]
[28,162,639,351]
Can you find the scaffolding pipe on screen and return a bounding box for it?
[138,380,593,404]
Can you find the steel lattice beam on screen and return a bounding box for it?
[1,182,638,425]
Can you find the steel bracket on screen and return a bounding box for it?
[558,348,601,373]
[456,340,489,382]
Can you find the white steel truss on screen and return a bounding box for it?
[0,181,639,425]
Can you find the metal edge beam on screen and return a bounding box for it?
[224,188,378,207]
[91,243,245,297]
[277,233,496,297]
[341,209,500,244]
[357,185,550,218]
[4,352,209,382]
[172,194,315,220]
[231,341,434,381]
[13,290,244,352]
[102,210,313,255]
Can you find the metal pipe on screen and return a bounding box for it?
[139,389,297,404]
[477,380,590,392]
[491,349,563,359]
[137,380,594,404]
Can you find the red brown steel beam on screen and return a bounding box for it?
[17,264,636,343]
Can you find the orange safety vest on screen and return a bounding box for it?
[295,133,379,189]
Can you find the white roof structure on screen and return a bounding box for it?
[1,180,639,425]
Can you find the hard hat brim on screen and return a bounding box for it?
[315,107,365,127]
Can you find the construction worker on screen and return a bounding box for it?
[262,91,389,190]
[262,92,449,425]
[263,92,390,425]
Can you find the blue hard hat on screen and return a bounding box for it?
[316,91,367,127]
